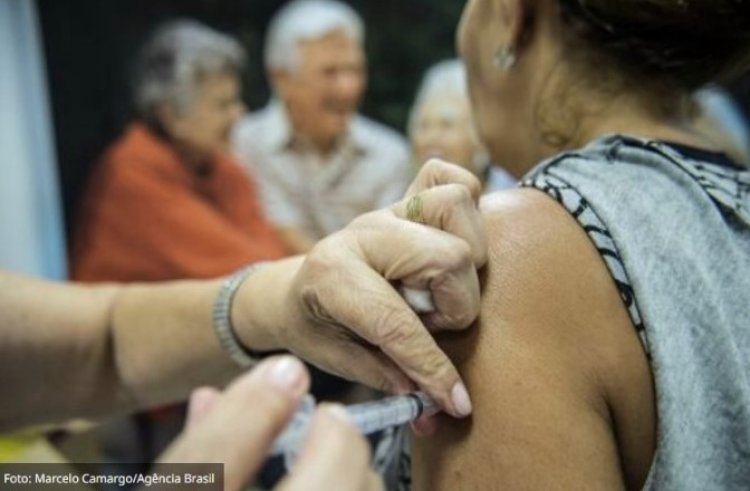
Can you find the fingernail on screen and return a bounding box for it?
[451,382,473,417]
[266,356,305,392]
[321,403,352,425]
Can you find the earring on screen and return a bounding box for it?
[493,45,517,72]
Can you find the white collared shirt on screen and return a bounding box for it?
[232,100,411,239]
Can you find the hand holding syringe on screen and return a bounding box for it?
[271,391,440,469]
[271,287,442,469]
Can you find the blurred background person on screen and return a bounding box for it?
[693,85,750,165]
[233,3,412,484]
[233,0,411,255]
[408,59,516,192]
[69,19,288,478]
[72,19,287,283]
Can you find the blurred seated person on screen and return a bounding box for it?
[72,19,288,283]
[233,0,411,255]
[70,19,288,470]
[694,85,750,165]
[408,59,516,193]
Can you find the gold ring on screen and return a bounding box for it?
[406,195,426,224]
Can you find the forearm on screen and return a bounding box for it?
[109,279,238,411]
[0,262,302,431]
[111,257,307,406]
[0,272,130,430]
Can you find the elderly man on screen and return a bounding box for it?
[233,0,411,254]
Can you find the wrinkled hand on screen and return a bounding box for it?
[159,356,382,491]
[280,160,487,418]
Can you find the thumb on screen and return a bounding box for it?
[159,356,310,491]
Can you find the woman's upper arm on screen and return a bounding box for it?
[411,189,655,490]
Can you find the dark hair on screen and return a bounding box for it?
[558,0,750,91]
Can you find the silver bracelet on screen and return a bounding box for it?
[212,262,269,368]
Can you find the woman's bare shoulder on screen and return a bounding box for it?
[411,188,655,490]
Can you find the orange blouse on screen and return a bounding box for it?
[71,123,288,282]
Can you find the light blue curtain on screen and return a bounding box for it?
[0,0,67,279]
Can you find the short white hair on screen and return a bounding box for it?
[408,59,489,171]
[264,0,364,72]
[408,59,470,137]
[135,19,245,126]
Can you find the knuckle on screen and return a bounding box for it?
[463,173,483,198]
[348,209,383,229]
[422,158,446,176]
[441,239,473,269]
[420,159,481,196]
[442,182,473,205]
[374,308,417,347]
[419,351,453,380]
[298,256,330,290]
[297,252,352,327]
[299,283,337,325]
[428,273,480,330]
[430,310,464,331]
[306,235,342,265]
[458,304,481,328]
[440,307,477,330]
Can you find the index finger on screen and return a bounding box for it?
[318,258,473,418]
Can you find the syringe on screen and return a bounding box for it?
[270,287,439,468]
[270,392,439,468]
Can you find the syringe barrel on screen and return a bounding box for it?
[270,394,315,456]
[269,392,439,458]
[348,392,439,434]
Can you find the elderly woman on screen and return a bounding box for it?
[401,1,750,490]
[70,18,290,469]
[408,59,515,192]
[72,20,287,282]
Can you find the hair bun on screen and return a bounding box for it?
[559,0,750,89]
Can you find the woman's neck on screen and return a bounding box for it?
[505,102,718,180]
[574,108,719,154]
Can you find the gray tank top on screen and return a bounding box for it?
[384,135,750,490]
[524,135,750,489]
